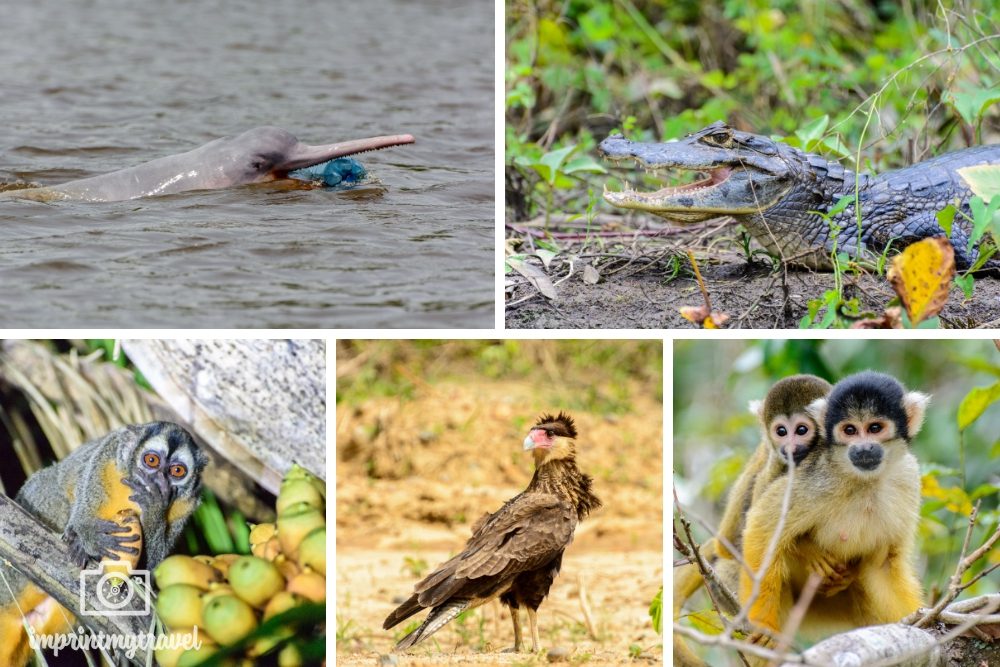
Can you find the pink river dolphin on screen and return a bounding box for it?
[1,126,415,202]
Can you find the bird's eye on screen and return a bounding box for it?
[775,425,787,437]
[143,452,161,469]
[844,424,857,436]
[795,424,809,436]
[868,423,882,434]
[169,464,188,479]
[545,429,554,437]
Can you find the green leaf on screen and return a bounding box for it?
[649,586,662,634]
[957,381,1000,431]
[946,85,1000,126]
[562,156,607,176]
[954,273,975,299]
[795,115,830,149]
[536,239,560,253]
[538,144,577,184]
[818,291,840,329]
[827,195,856,218]
[821,134,852,159]
[957,165,1000,200]
[936,204,957,236]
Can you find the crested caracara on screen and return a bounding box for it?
[383,412,601,652]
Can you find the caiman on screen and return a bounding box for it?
[598,121,1000,271]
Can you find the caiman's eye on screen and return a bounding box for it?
[702,130,733,147]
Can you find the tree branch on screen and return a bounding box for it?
[0,493,152,665]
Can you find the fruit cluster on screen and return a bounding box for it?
[154,465,326,667]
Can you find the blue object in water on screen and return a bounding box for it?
[288,157,367,188]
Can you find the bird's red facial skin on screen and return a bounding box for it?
[528,429,553,449]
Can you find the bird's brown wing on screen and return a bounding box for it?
[411,491,577,609]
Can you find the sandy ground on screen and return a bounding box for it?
[336,551,662,665]
[335,372,664,665]
[505,220,1000,329]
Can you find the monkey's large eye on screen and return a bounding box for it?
[843,424,857,436]
[868,423,882,433]
[169,463,188,479]
[143,452,161,469]
[795,424,809,436]
[775,425,787,437]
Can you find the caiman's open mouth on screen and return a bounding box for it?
[602,162,733,203]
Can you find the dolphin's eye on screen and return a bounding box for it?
[251,160,265,171]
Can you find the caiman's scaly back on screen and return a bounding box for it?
[599,121,1000,271]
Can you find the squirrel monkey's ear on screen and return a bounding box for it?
[903,391,931,439]
[806,397,827,426]
[748,399,763,420]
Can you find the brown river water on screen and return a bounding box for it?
[0,0,494,328]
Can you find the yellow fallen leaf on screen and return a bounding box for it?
[886,237,955,325]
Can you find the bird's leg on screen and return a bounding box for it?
[503,606,523,652]
[528,607,540,653]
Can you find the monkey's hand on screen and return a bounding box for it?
[807,553,855,597]
[122,476,169,517]
[63,511,142,567]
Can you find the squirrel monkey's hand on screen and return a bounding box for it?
[804,550,855,597]
[63,511,142,567]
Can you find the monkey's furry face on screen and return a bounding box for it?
[769,411,820,466]
[119,422,207,501]
[810,371,929,478]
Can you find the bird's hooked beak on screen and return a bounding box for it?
[523,428,549,451]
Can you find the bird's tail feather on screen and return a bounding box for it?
[394,599,469,651]
[383,593,422,630]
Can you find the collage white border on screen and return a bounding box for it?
[4,0,999,659]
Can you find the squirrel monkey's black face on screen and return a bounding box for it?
[121,422,206,505]
[752,374,832,466]
[811,371,929,476]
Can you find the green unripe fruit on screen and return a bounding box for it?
[155,584,204,631]
[297,526,326,576]
[201,594,259,645]
[228,555,286,608]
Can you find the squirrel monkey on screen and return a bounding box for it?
[740,371,926,651]
[0,422,207,666]
[674,375,832,667]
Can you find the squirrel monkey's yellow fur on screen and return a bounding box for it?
[740,371,925,652]
[674,375,831,667]
[0,422,207,666]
